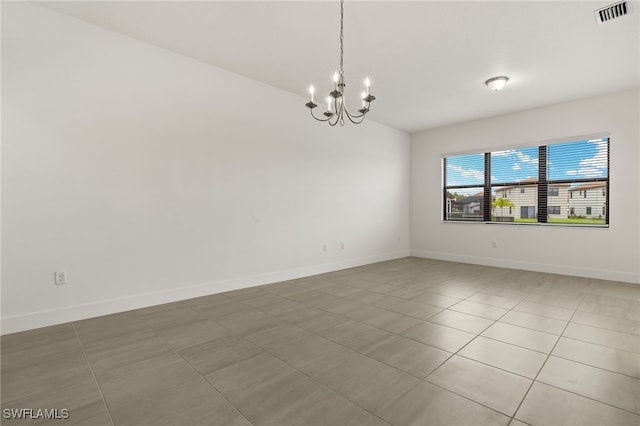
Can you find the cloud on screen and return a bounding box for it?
[447,164,484,182]
[512,163,521,170]
[566,170,577,175]
[577,140,607,177]
[492,150,515,157]
[516,152,532,162]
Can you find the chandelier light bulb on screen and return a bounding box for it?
[309,85,315,103]
[326,96,332,112]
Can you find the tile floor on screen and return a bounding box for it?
[2,257,639,425]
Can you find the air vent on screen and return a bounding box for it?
[595,1,631,24]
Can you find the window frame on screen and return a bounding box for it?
[442,135,609,227]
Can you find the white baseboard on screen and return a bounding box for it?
[1,250,409,335]
[410,250,640,284]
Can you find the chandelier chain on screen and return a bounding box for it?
[339,0,344,75]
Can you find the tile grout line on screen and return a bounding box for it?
[168,309,394,426]
[506,293,586,426]
[70,322,116,426]
[135,306,256,426]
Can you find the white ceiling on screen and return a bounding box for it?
[38,1,639,133]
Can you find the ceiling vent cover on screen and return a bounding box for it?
[595,1,631,23]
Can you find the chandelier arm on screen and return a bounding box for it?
[344,110,367,125]
[309,108,332,122]
[342,103,368,120]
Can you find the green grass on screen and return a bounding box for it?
[548,218,606,225]
[499,218,606,225]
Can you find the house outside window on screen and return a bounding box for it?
[549,187,559,196]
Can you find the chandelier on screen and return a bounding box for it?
[305,0,376,126]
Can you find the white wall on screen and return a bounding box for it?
[1,3,410,334]
[411,89,640,284]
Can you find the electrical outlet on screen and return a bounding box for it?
[340,243,345,250]
[491,241,497,248]
[55,271,67,285]
[322,244,327,252]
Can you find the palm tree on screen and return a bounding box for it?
[492,197,515,218]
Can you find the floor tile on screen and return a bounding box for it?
[482,322,559,353]
[427,355,532,416]
[205,353,310,420]
[571,310,640,336]
[1,323,77,354]
[178,334,264,376]
[1,350,94,403]
[96,352,200,410]
[0,377,107,425]
[537,356,640,414]
[553,337,640,378]
[380,381,510,426]
[362,334,451,378]
[346,305,421,334]
[499,310,567,335]
[191,299,255,320]
[315,353,420,416]
[373,297,442,320]
[409,292,461,308]
[1,334,82,373]
[401,321,475,352]
[320,320,392,352]
[449,300,508,320]
[459,336,547,379]
[428,309,494,334]
[427,284,477,299]
[137,305,206,330]
[466,293,520,309]
[563,322,640,353]
[292,310,350,333]
[153,319,233,351]
[578,301,640,321]
[109,378,246,426]
[250,378,389,426]
[245,322,311,350]
[216,310,282,335]
[525,293,582,310]
[516,381,640,426]
[75,312,149,345]
[84,331,173,373]
[514,301,574,321]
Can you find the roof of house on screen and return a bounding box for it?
[494,178,571,190]
[568,182,607,191]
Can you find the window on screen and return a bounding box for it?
[443,137,609,226]
[586,207,592,215]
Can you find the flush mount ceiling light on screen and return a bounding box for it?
[485,76,509,92]
[305,0,376,126]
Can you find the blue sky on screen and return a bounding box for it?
[446,139,608,194]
